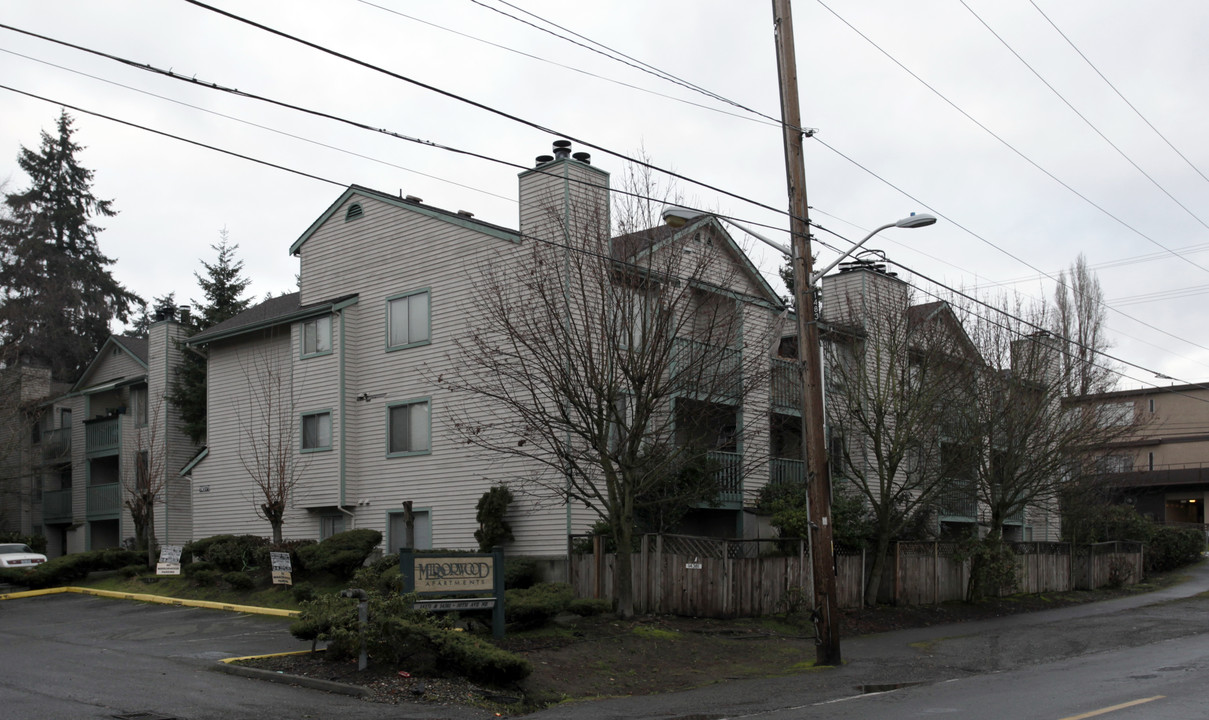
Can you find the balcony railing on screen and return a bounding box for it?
[41,428,71,463]
[85,417,120,456]
[771,358,801,413]
[673,338,742,400]
[940,492,978,520]
[86,482,120,518]
[707,450,743,507]
[42,489,72,523]
[769,457,804,485]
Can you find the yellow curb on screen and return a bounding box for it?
[0,586,299,617]
[219,649,320,664]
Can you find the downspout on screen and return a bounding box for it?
[334,299,357,529]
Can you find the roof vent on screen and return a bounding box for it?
[552,140,572,160]
[535,154,554,166]
[457,210,475,218]
[345,202,364,221]
[404,195,423,203]
[572,151,591,165]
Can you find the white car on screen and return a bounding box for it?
[0,543,47,568]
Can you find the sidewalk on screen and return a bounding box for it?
[528,561,1209,719]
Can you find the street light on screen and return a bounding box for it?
[663,205,937,663]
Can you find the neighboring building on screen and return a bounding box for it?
[28,316,196,556]
[1076,382,1209,524]
[0,364,67,537]
[185,142,794,571]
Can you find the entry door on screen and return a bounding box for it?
[388,510,431,552]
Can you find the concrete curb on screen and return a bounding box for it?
[215,651,368,698]
[0,586,300,617]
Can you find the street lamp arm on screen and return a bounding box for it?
[808,222,895,284]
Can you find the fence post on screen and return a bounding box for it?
[894,541,901,606]
[722,539,731,617]
[655,534,664,613]
[934,541,940,604]
[593,534,603,599]
[860,546,866,607]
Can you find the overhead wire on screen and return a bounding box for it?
[1028,0,1209,187]
[814,0,1209,277]
[959,0,1209,233]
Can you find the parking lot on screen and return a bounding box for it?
[0,592,491,720]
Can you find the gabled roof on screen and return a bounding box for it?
[186,292,359,346]
[906,300,981,362]
[611,216,785,310]
[70,334,149,393]
[290,185,521,256]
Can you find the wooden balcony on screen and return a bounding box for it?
[42,488,72,523]
[769,457,804,486]
[673,338,742,401]
[708,450,743,507]
[86,482,120,519]
[40,428,72,463]
[771,358,801,414]
[85,417,120,456]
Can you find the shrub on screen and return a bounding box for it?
[291,582,317,603]
[223,571,256,591]
[0,548,142,589]
[182,560,215,578]
[504,582,575,628]
[504,556,540,590]
[957,537,1018,603]
[350,561,401,596]
[474,485,515,552]
[290,589,530,685]
[567,597,612,616]
[0,532,47,554]
[295,529,382,579]
[190,569,220,587]
[1147,525,1205,572]
[119,564,144,578]
[184,535,270,572]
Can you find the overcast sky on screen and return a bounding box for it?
[2,1,1208,390]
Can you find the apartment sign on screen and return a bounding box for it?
[412,557,495,593]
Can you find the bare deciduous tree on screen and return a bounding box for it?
[122,395,167,567]
[237,349,304,544]
[440,178,777,618]
[1053,254,1114,396]
[824,292,975,606]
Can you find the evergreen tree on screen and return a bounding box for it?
[169,231,251,443]
[130,293,178,336]
[0,110,141,379]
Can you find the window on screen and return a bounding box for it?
[136,451,150,491]
[301,412,332,452]
[1149,398,1155,413]
[387,291,430,349]
[302,315,332,356]
[131,386,148,426]
[388,509,431,551]
[388,400,430,455]
[320,514,344,540]
[1148,452,1155,471]
[59,408,71,429]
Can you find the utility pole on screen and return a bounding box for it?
[771,0,841,665]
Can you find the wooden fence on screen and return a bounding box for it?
[569,535,1145,618]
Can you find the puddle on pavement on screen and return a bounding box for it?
[856,682,925,693]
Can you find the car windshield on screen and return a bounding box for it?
[0,544,34,554]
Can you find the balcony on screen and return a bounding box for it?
[86,482,121,519]
[673,338,742,401]
[771,358,801,414]
[707,450,743,507]
[40,428,71,463]
[939,492,978,521]
[85,417,120,456]
[42,488,73,523]
[769,457,804,486]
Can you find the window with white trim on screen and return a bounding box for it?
[387,291,430,349]
[302,315,332,356]
[301,412,332,452]
[388,400,430,455]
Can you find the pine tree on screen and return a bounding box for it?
[0,111,141,379]
[169,230,251,443]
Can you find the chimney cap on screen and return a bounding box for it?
[535,154,554,166]
[572,151,591,164]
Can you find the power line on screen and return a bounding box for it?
[960,0,1209,233]
[1029,0,1209,187]
[815,0,1209,277]
[178,0,799,224]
